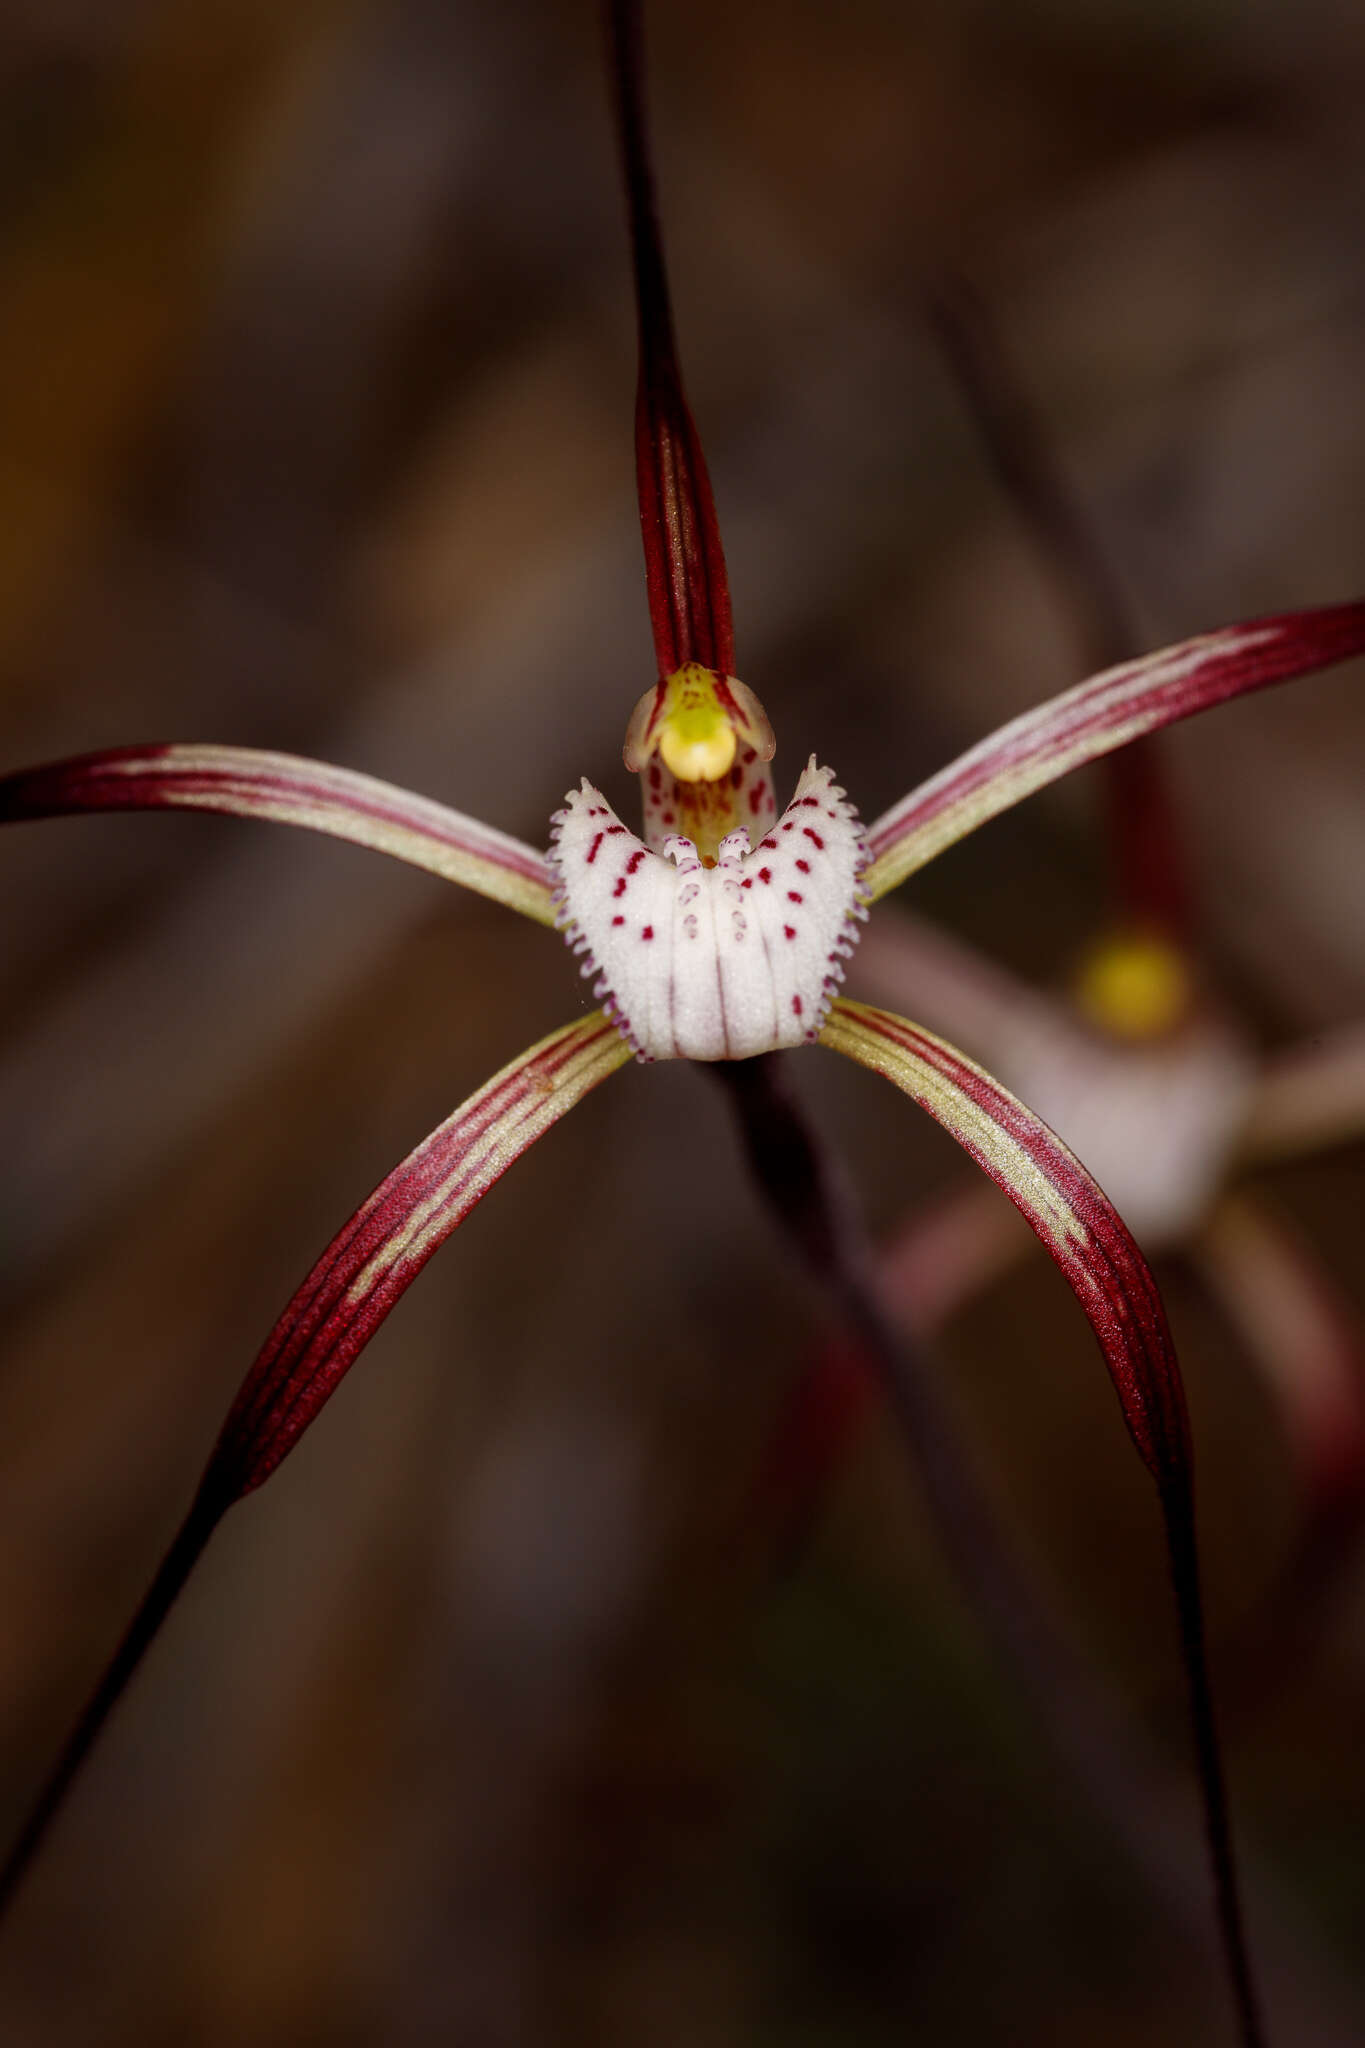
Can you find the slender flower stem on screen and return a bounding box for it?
[712,1054,1265,2047]
[0,1476,230,1912]
[1162,1482,1266,2048]
[928,272,1190,937]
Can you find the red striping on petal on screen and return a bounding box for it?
[0,743,557,922]
[820,999,1188,1486]
[815,993,1267,2040]
[214,1016,629,1493]
[865,602,1365,899]
[609,0,735,674]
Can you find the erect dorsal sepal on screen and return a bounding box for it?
[549,758,868,1062]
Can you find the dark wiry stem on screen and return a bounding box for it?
[927,272,1189,938]
[712,1055,1266,2047]
[1163,1483,1266,2047]
[0,1475,231,1912]
[606,0,735,677]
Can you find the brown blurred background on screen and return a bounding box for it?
[0,0,1363,2041]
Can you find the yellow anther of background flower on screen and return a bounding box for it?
[1074,929,1194,1040]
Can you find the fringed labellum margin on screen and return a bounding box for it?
[549,757,868,1060]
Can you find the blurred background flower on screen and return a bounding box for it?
[0,1,1363,2042]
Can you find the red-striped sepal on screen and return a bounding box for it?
[606,0,734,679]
[0,742,556,924]
[206,1013,631,1498]
[864,601,1365,904]
[0,1012,631,1909]
[817,995,1263,2041]
[819,997,1189,1483]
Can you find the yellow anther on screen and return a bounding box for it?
[623,663,776,781]
[1074,930,1193,1041]
[659,699,736,781]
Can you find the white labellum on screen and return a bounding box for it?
[549,758,868,1061]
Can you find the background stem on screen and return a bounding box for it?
[928,271,1189,938]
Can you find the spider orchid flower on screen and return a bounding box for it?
[2,9,1364,2043]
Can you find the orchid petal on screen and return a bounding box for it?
[549,760,866,1061]
[818,998,1189,1483]
[818,995,1262,2042]
[0,742,556,924]
[0,1013,629,1910]
[209,1012,631,1497]
[863,601,1365,902]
